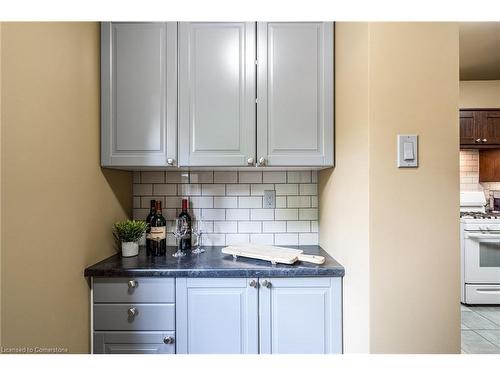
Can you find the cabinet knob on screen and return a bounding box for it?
[127,307,137,317]
[483,139,488,143]
[249,279,258,288]
[163,336,175,345]
[128,280,138,289]
[476,138,481,143]
[258,157,266,166]
[247,157,255,165]
[167,158,175,166]
[261,280,272,288]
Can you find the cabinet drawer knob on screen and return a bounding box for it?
[247,157,255,165]
[167,158,175,166]
[483,139,488,143]
[128,280,138,289]
[261,280,272,288]
[258,157,266,166]
[127,307,137,317]
[163,336,175,345]
[476,138,481,143]
[249,279,258,288]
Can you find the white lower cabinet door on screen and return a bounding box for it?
[175,278,259,354]
[258,277,342,354]
[93,332,176,354]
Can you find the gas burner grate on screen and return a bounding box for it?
[461,211,500,219]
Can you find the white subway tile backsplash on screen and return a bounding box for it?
[214,221,238,233]
[250,233,274,245]
[287,221,310,232]
[226,233,250,245]
[141,171,165,184]
[202,184,225,196]
[214,196,238,208]
[238,196,262,208]
[299,233,319,246]
[263,171,287,183]
[226,209,250,221]
[239,171,262,183]
[153,184,178,196]
[190,171,213,183]
[132,170,319,245]
[300,184,317,195]
[133,183,152,196]
[275,233,299,246]
[275,208,299,221]
[275,184,298,196]
[214,171,238,183]
[263,221,286,233]
[226,184,250,196]
[287,196,311,208]
[251,184,274,196]
[299,208,318,220]
[178,184,201,196]
[166,171,189,183]
[201,208,226,221]
[251,208,274,221]
[287,171,311,183]
[238,221,262,233]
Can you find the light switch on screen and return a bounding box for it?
[397,135,418,168]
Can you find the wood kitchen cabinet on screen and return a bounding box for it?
[101,22,178,167]
[460,109,500,148]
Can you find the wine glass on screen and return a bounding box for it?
[172,217,188,258]
[192,220,205,255]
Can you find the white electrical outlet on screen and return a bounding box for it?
[263,190,276,209]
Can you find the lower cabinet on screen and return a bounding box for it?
[175,277,342,354]
[92,276,342,354]
[94,332,176,354]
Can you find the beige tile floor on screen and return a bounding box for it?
[461,304,500,354]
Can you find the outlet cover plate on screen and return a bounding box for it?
[263,190,276,209]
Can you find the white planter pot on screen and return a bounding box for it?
[121,241,139,257]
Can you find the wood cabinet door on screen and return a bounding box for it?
[257,22,334,167]
[175,278,259,354]
[178,22,256,167]
[460,110,479,145]
[93,332,175,354]
[101,22,177,167]
[258,277,342,354]
[480,111,500,145]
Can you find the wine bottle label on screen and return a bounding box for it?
[149,226,166,240]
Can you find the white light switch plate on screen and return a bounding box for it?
[397,134,418,168]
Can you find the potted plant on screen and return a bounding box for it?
[113,220,149,257]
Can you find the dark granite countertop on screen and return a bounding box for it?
[84,246,344,278]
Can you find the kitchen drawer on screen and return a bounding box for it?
[93,277,175,303]
[465,284,500,304]
[94,331,175,354]
[94,304,175,331]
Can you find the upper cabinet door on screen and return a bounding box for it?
[459,110,478,146]
[481,111,500,145]
[101,22,177,167]
[178,22,257,167]
[257,22,334,167]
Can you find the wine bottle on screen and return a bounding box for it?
[150,200,167,256]
[145,199,156,255]
[178,198,192,251]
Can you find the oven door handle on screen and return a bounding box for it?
[465,233,500,240]
[476,289,500,294]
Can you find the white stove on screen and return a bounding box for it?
[461,191,500,304]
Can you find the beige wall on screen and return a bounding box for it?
[1,23,131,353]
[318,22,371,353]
[459,80,500,108]
[320,22,460,353]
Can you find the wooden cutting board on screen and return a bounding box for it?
[221,244,325,265]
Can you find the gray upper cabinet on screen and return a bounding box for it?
[101,22,177,167]
[178,22,257,167]
[257,22,334,167]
